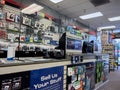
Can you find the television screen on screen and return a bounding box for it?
[82,41,94,53]
[67,38,82,50]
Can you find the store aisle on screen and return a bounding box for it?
[98,67,120,90]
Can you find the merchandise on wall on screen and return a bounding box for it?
[81,33,89,41]
[0,3,63,59]
[0,30,6,39]
[102,44,114,71]
[0,0,93,60]
[66,25,82,39]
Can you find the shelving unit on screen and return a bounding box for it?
[102,44,115,71]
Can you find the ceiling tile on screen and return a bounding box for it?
[61,1,95,12]
[65,8,98,18]
[37,0,120,30]
[57,0,88,10]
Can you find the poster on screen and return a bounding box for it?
[95,61,103,83]
[30,66,64,90]
[85,62,95,90]
[67,65,86,90]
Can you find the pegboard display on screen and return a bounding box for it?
[0,4,61,52]
[0,3,87,56]
[0,5,6,40]
[4,5,20,14]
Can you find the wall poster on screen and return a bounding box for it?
[66,64,86,90]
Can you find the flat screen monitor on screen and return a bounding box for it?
[67,37,82,50]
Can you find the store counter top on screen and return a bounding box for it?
[0,53,108,75]
[0,58,70,75]
[0,57,69,67]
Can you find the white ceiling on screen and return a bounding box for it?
[37,0,120,30]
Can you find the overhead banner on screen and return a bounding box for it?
[30,66,64,90]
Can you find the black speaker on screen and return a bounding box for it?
[90,0,110,6]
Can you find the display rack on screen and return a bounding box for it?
[102,44,115,71]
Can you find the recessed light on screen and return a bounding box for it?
[108,16,120,21]
[49,0,63,3]
[79,12,103,20]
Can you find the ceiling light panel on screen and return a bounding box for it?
[79,12,103,20]
[108,16,120,21]
[21,3,44,14]
[97,25,116,31]
[49,0,64,3]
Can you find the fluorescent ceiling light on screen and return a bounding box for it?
[79,12,103,20]
[49,0,63,3]
[108,16,120,21]
[97,25,116,31]
[21,3,44,14]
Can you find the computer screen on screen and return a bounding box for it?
[67,37,82,50]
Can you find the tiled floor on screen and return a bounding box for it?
[97,67,120,90]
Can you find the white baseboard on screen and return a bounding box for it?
[94,80,109,90]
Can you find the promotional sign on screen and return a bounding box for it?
[85,62,95,90]
[30,66,64,90]
[67,64,86,90]
[95,61,103,83]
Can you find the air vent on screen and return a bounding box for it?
[90,0,110,6]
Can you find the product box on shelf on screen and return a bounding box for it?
[0,71,30,90]
[67,64,86,90]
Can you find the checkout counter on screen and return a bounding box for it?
[0,53,109,90]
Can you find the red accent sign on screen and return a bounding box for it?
[45,13,54,20]
[0,0,5,5]
[5,0,25,8]
[111,33,115,39]
[89,31,96,35]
